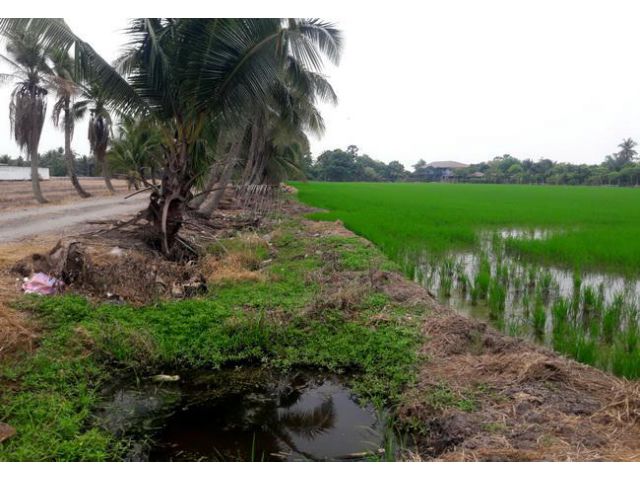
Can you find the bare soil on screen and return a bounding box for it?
[0,193,148,243]
[0,178,131,211]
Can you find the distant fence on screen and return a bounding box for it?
[0,166,50,181]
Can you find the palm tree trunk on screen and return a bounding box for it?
[191,132,232,209]
[30,150,47,204]
[99,149,115,193]
[64,106,91,198]
[198,142,242,217]
[145,137,192,256]
[190,164,219,209]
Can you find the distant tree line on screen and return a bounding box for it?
[307,139,640,186]
[303,145,409,182]
[0,149,99,177]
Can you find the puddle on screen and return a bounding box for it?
[97,368,386,461]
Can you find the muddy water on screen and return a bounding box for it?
[413,228,640,338]
[97,368,386,462]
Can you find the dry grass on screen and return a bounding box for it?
[0,238,55,360]
[398,303,640,461]
[301,218,356,238]
[202,232,269,284]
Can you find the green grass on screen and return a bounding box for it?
[0,219,424,461]
[294,181,640,379]
[294,182,640,275]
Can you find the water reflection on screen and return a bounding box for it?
[97,369,385,461]
[411,228,640,377]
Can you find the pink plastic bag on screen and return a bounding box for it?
[22,272,65,295]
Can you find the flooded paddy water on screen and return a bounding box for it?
[97,368,388,461]
[412,228,640,378]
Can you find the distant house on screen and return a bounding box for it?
[470,171,485,178]
[426,161,468,182]
[0,165,50,181]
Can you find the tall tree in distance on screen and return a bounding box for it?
[1,30,51,203]
[50,48,91,197]
[84,83,114,193]
[616,138,637,168]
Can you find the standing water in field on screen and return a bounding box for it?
[412,228,640,378]
[97,368,387,461]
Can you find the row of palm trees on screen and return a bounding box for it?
[0,18,341,256]
[1,29,119,202]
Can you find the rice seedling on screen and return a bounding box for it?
[527,266,538,290]
[457,272,470,295]
[581,285,598,322]
[571,271,582,319]
[496,263,509,285]
[602,294,624,344]
[531,298,546,340]
[610,317,640,379]
[473,255,492,300]
[488,279,506,322]
[538,271,553,300]
[438,258,456,297]
[551,298,571,349]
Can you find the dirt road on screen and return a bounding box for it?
[0,194,148,243]
[0,178,131,211]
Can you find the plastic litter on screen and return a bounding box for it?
[21,272,65,295]
[0,422,16,443]
[151,374,180,382]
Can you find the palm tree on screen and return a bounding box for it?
[108,116,162,185]
[198,43,338,217]
[1,18,342,256]
[83,83,114,192]
[114,18,342,254]
[617,138,637,168]
[49,48,91,197]
[1,30,52,203]
[244,57,336,186]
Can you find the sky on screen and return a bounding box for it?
[2,1,640,169]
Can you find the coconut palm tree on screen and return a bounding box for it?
[108,116,162,186]
[114,18,341,254]
[243,58,336,186]
[617,138,637,167]
[49,48,91,197]
[198,46,338,217]
[82,83,114,192]
[1,18,342,256]
[0,30,52,203]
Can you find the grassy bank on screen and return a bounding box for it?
[0,216,425,461]
[293,182,640,275]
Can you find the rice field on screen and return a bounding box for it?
[294,182,640,378]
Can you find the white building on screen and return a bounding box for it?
[0,165,50,181]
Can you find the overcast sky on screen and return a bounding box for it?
[2,2,640,168]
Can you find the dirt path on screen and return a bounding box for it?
[0,178,131,211]
[0,194,148,243]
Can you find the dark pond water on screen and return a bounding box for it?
[96,368,386,461]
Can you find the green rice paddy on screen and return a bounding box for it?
[294,182,640,378]
[294,182,640,275]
